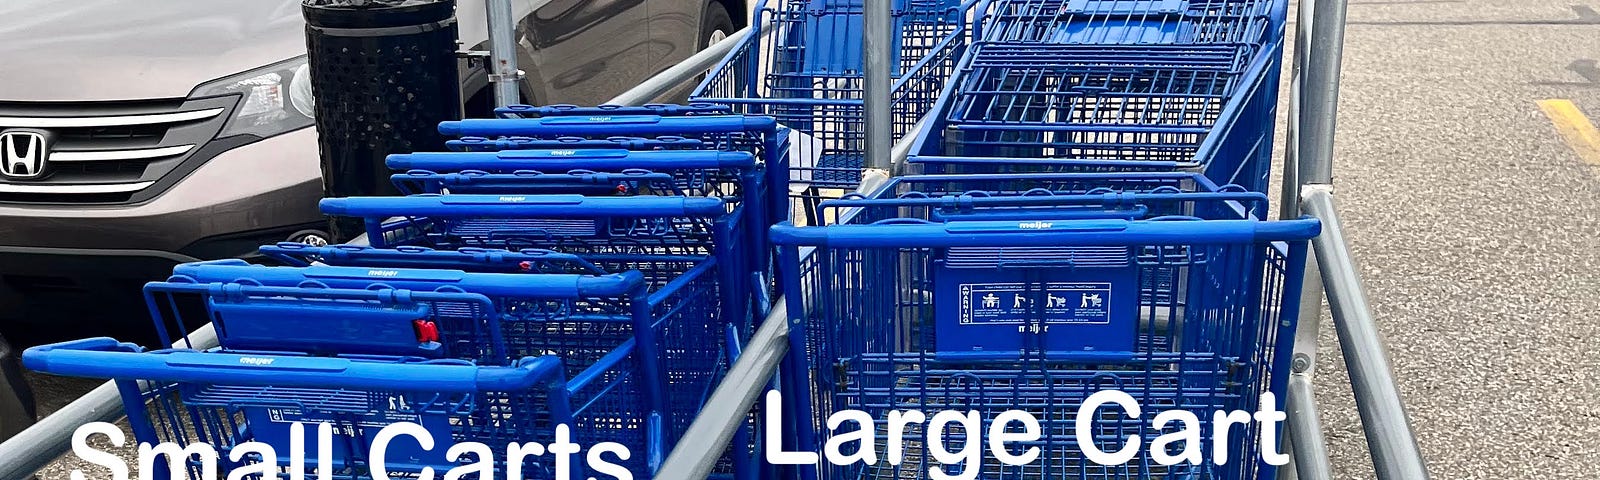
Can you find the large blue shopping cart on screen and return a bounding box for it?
[906,40,1283,192]
[691,0,975,201]
[771,188,1319,480]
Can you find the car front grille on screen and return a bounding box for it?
[0,97,237,203]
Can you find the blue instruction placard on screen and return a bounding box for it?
[959,282,1113,326]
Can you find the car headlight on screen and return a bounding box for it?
[189,56,316,139]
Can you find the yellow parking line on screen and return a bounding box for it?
[1537,99,1600,166]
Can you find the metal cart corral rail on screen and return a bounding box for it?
[0,0,1427,479]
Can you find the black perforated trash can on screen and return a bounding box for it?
[303,0,462,242]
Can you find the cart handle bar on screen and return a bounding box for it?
[387,149,756,171]
[319,194,726,218]
[24,338,565,393]
[770,217,1322,248]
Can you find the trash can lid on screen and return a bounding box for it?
[303,0,455,29]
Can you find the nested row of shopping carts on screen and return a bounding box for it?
[21,0,1319,479]
[25,105,791,480]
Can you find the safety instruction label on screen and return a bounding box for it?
[958,282,1113,326]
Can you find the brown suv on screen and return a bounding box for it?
[0,0,741,439]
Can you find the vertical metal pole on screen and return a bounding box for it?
[1279,0,1315,220]
[486,0,523,107]
[1280,0,1331,477]
[862,0,893,171]
[1298,0,1349,185]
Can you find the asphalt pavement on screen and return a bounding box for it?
[21,1,1600,479]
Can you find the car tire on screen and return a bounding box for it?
[700,1,735,50]
[0,333,36,442]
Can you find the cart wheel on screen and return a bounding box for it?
[700,1,735,50]
[0,333,36,442]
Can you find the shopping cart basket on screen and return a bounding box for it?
[690,0,974,205]
[906,41,1282,192]
[978,0,1286,46]
[771,191,1318,480]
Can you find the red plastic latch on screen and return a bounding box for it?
[518,260,534,272]
[616,184,628,194]
[413,320,440,343]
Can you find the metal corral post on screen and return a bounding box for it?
[1303,191,1430,480]
[862,0,893,171]
[1298,0,1349,186]
[485,0,522,106]
[0,326,219,480]
[1279,0,1331,479]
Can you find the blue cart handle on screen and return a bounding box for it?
[169,261,645,298]
[447,136,706,152]
[494,103,732,118]
[387,149,756,172]
[320,194,727,218]
[390,170,678,195]
[770,217,1323,247]
[23,338,566,393]
[438,115,777,137]
[395,169,675,183]
[820,191,1268,210]
[259,244,609,274]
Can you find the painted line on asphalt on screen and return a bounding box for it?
[1537,99,1600,167]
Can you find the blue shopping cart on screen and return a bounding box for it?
[691,0,975,210]
[906,41,1283,192]
[104,251,728,478]
[25,335,686,480]
[27,338,585,480]
[771,187,1319,480]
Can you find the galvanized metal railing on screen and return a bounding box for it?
[0,0,1432,478]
